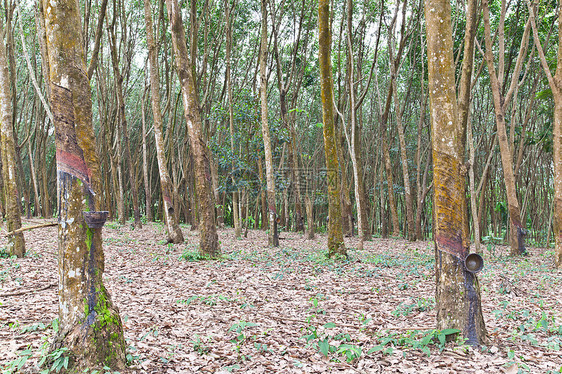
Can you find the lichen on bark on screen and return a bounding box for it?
[0,27,25,257]
[318,0,346,258]
[43,0,126,369]
[425,0,487,345]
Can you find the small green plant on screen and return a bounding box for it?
[336,344,362,363]
[368,328,460,357]
[0,247,11,259]
[2,348,32,373]
[392,297,435,317]
[38,347,70,373]
[179,247,215,261]
[229,321,258,352]
[191,335,210,355]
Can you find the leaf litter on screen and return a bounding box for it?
[0,219,561,373]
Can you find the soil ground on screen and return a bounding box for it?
[1,219,561,373]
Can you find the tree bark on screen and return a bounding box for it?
[526,0,562,268]
[225,0,241,238]
[141,87,153,221]
[482,0,528,255]
[319,0,346,257]
[425,0,487,345]
[259,0,279,247]
[42,0,126,368]
[108,21,141,229]
[166,0,220,256]
[0,24,25,257]
[144,0,184,243]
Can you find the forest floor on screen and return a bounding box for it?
[1,219,561,374]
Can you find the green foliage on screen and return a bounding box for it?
[392,297,435,317]
[178,247,215,262]
[368,329,461,357]
[191,335,211,355]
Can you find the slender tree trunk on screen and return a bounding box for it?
[319,0,346,257]
[526,1,562,267]
[166,0,220,256]
[257,158,268,230]
[342,0,369,246]
[425,0,486,345]
[144,0,184,243]
[392,76,415,241]
[141,88,153,221]
[259,0,278,247]
[108,23,141,228]
[305,193,315,240]
[42,0,126,368]
[482,0,527,255]
[225,0,241,237]
[0,27,25,257]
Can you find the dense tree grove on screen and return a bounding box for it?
[3,0,558,252]
[1,0,561,368]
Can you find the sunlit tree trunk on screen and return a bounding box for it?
[0,25,25,257]
[42,0,126,368]
[144,0,184,243]
[425,0,487,345]
[166,0,220,256]
[259,0,278,246]
[319,0,345,257]
[527,1,562,267]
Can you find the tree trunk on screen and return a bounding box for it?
[42,0,126,368]
[319,0,346,257]
[0,27,25,257]
[258,158,268,230]
[141,88,153,221]
[343,0,369,245]
[305,193,315,240]
[482,0,527,255]
[166,0,220,257]
[225,0,241,238]
[108,22,141,229]
[259,0,279,247]
[526,1,562,267]
[144,0,184,243]
[425,0,487,345]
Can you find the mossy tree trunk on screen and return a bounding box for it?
[319,0,346,257]
[527,1,562,268]
[0,24,25,257]
[166,0,220,256]
[425,0,487,345]
[42,0,126,369]
[143,0,184,243]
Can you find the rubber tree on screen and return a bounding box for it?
[0,22,25,257]
[259,0,279,247]
[42,0,126,368]
[482,0,528,255]
[143,0,184,244]
[526,0,562,267]
[319,0,346,257]
[165,0,220,257]
[425,0,487,345]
